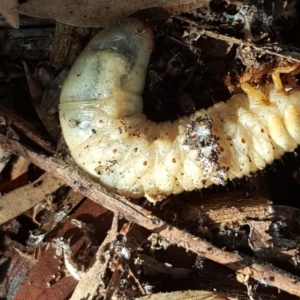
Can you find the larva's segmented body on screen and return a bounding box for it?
[59,19,300,202]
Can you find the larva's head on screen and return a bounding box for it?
[88,18,153,95]
[89,19,152,58]
[60,18,153,104]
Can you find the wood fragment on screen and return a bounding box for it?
[1,134,300,298]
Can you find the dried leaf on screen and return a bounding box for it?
[0,0,19,28]
[136,290,229,300]
[0,173,64,225]
[17,0,208,27]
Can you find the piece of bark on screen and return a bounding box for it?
[1,134,300,298]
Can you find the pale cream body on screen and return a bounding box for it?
[59,19,300,201]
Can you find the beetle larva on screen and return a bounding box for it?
[59,18,300,202]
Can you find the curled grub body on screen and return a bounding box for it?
[59,19,300,202]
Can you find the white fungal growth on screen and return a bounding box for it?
[59,18,300,202]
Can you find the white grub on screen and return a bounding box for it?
[59,18,300,202]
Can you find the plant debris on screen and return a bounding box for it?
[1,1,300,299]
